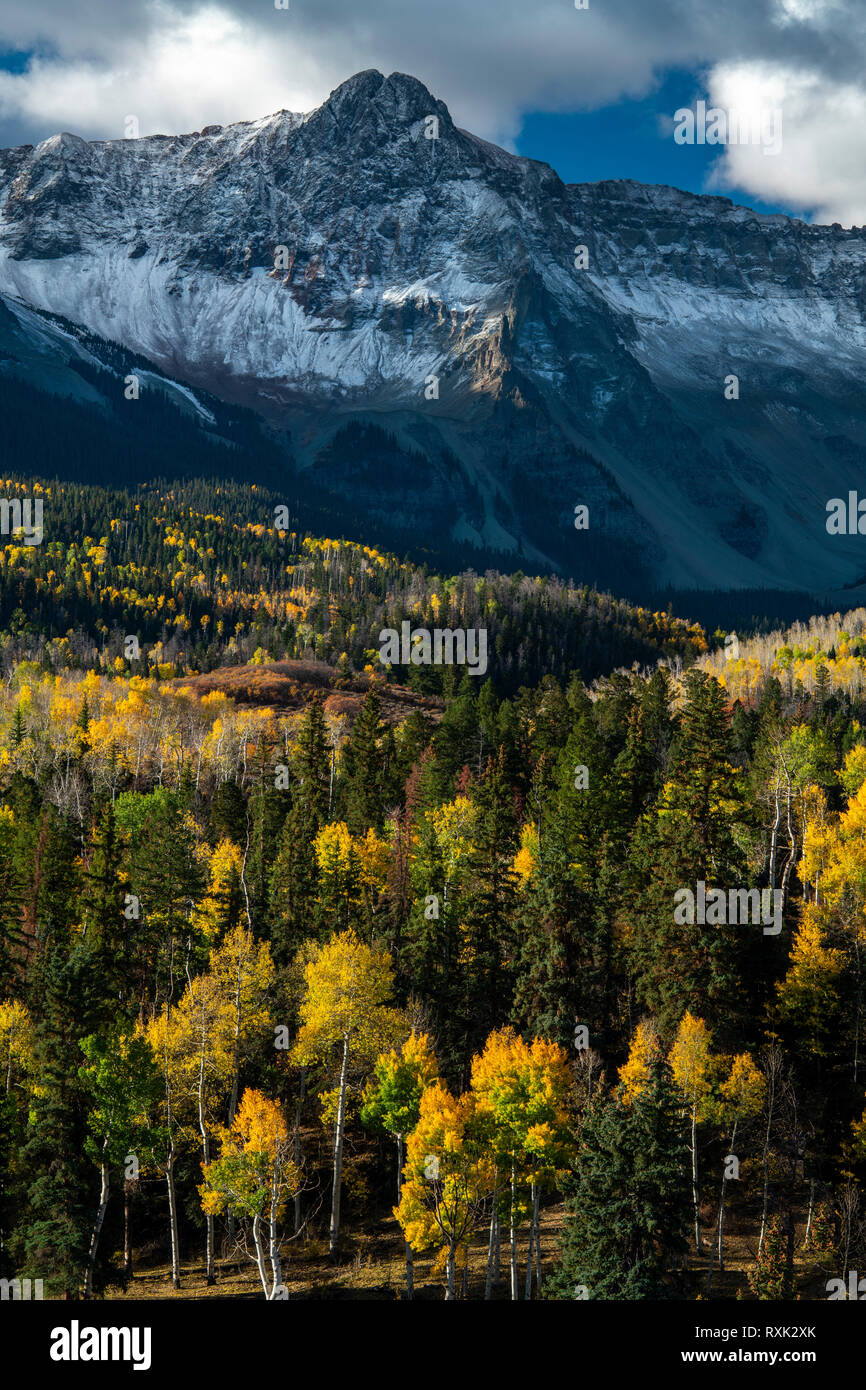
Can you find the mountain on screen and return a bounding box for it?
[2,68,866,601]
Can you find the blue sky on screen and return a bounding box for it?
[515,70,796,218]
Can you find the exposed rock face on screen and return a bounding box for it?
[2,68,866,596]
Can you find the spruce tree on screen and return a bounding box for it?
[546,1060,690,1300]
[342,686,386,832]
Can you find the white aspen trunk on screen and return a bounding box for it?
[769,773,781,888]
[294,1066,305,1235]
[691,1104,702,1252]
[524,1179,536,1299]
[759,1077,776,1254]
[197,1039,215,1285]
[854,938,862,1086]
[532,1184,542,1295]
[166,1144,181,1288]
[509,1159,519,1300]
[716,1120,737,1279]
[484,1184,498,1301]
[804,1179,815,1248]
[268,1179,283,1298]
[329,1034,350,1256]
[251,1213,270,1298]
[396,1133,413,1300]
[228,953,242,1126]
[708,1123,739,1295]
[84,1151,110,1299]
[842,1210,853,1286]
[123,1181,133,1277]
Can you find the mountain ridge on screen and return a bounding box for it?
[2,69,866,600]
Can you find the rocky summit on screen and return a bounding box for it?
[2,68,866,598]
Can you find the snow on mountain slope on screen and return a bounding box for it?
[2,68,866,597]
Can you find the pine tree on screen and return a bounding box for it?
[460,751,519,1067]
[342,686,387,833]
[546,1060,690,1300]
[16,940,108,1296]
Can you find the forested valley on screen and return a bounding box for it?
[2,473,866,1301]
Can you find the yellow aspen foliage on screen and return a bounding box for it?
[618,1019,661,1104]
[361,1032,439,1143]
[314,821,359,882]
[355,827,391,898]
[291,929,406,1252]
[801,786,833,895]
[195,838,245,939]
[776,911,845,1051]
[291,930,403,1069]
[426,796,479,877]
[820,780,866,911]
[668,1012,716,1122]
[201,1088,298,1219]
[0,999,34,1090]
[841,745,866,797]
[207,922,275,1076]
[719,1053,766,1123]
[471,1026,572,1177]
[512,824,540,888]
[200,1088,301,1300]
[395,1081,494,1289]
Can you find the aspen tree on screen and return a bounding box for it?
[361,1031,439,1298]
[668,1013,715,1253]
[291,929,404,1255]
[201,1088,301,1299]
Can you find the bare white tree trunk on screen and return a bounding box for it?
[329,1034,350,1256]
[484,1185,498,1301]
[509,1159,519,1300]
[396,1133,413,1299]
[84,1149,110,1299]
[759,1049,781,1253]
[251,1213,270,1298]
[804,1179,815,1248]
[123,1179,133,1278]
[166,1144,181,1289]
[196,1039,215,1285]
[268,1181,283,1299]
[524,1180,536,1299]
[293,1066,305,1235]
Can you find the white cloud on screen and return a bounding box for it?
[0,5,330,139]
[706,62,866,225]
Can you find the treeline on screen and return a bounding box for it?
[0,474,705,692]
[2,652,866,1298]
